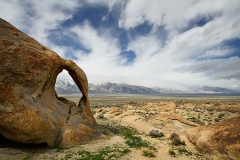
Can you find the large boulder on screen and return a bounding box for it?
[186,116,240,160]
[0,18,100,148]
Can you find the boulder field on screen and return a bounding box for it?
[0,18,101,148]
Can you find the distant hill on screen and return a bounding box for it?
[55,79,240,95]
[196,86,240,95]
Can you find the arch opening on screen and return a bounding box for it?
[55,70,83,105]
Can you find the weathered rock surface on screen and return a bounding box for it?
[186,116,240,160]
[0,18,100,148]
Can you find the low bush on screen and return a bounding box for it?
[172,137,186,146]
[169,149,176,157]
[218,113,225,118]
[142,148,156,157]
[177,148,192,156]
[187,117,205,125]
[214,118,220,122]
[170,133,185,146]
[170,133,179,140]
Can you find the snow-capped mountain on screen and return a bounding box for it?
[55,80,159,94]
[55,79,240,95]
[88,82,158,94]
[55,79,79,93]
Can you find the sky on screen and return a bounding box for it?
[0,0,240,91]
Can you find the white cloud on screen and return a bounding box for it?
[0,0,80,45]
[119,0,238,32]
[86,0,119,11]
[184,57,240,79]
[127,35,162,62]
[1,0,240,91]
[200,47,234,59]
[70,21,123,68]
[0,1,26,30]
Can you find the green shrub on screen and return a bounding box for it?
[122,128,156,151]
[142,149,156,157]
[170,133,179,140]
[170,133,185,146]
[169,149,176,157]
[172,137,186,146]
[177,148,192,156]
[214,118,220,122]
[187,117,205,125]
[122,128,136,137]
[218,113,225,118]
[125,136,148,148]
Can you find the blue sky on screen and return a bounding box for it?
[1,0,240,91]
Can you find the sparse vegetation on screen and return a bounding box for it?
[169,149,176,157]
[64,153,73,159]
[98,123,129,135]
[123,130,156,150]
[215,118,220,122]
[169,147,192,157]
[170,133,186,146]
[98,122,156,151]
[177,148,192,156]
[172,138,186,146]
[76,146,130,160]
[187,117,205,125]
[170,133,179,140]
[142,148,156,157]
[218,113,225,119]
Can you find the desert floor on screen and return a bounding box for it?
[1,94,240,160]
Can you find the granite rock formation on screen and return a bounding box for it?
[186,116,240,160]
[0,18,100,148]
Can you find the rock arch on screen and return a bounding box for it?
[0,18,100,148]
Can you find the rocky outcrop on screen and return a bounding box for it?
[186,116,240,160]
[0,18,100,148]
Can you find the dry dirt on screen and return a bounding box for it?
[1,95,240,160]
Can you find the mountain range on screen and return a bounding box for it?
[55,79,240,95]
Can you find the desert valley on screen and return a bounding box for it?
[1,94,240,160]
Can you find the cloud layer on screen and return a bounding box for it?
[1,0,240,91]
